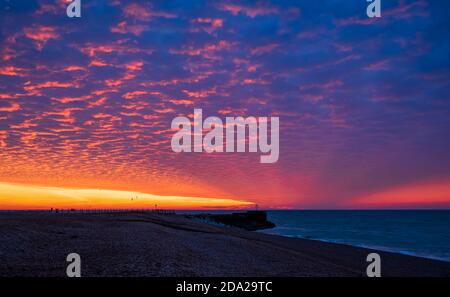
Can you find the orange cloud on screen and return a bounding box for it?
[124,60,144,71]
[64,65,86,72]
[122,90,153,99]
[104,79,123,87]
[0,66,26,76]
[169,99,194,106]
[182,87,217,98]
[89,59,111,67]
[154,108,174,114]
[52,95,91,104]
[23,25,59,50]
[24,80,79,92]
[0,101,20,112]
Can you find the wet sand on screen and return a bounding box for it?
[0,212,449,277]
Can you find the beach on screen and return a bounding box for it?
[1,212,449,277]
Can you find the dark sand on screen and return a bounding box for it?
[1,212,449,277]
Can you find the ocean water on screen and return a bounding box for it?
[260,210,450,262]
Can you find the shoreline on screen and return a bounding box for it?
[259,230,450,263]
[1,212,449,277]
[190,212,450,263]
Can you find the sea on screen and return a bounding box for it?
[261,210,450,262]
[179,209,450,262]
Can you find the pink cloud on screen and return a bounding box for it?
[170,40,233,60]
[64,65,86,72]
[0,101,20,112]
[23,25,59,50]
[182,88,217,98]
[122,90,154,100]
[122,3,176,20]
[111,21,149,36]
[124,60,144,71]
[52,95,91,104]
[24,81,79,92]
[299,80,343,91]
[218,4,278,18]
[250,43,279,55]
[191,18,224,33]
[169,99,194,106]
[363,59,390,71]
[335,17,378,27]
[0,66,26,77]
[35,4,60,15]
[104,79,123,87]
[89,59,111,67]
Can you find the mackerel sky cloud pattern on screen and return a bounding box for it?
[0,0,449,208]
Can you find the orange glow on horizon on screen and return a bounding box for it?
[350,180,450,208]
[0,182,254,210]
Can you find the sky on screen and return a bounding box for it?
[0,0,449,209]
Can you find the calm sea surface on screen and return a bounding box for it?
[261,210,450,262]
